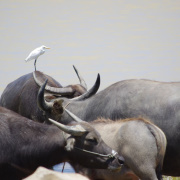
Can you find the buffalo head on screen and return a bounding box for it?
[49,108,124,170]
[37,74,100,123]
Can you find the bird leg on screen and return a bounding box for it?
[34,59,37,71]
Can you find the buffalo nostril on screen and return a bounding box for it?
[118,156,124,165]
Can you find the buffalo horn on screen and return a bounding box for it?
[73,65,87,90]
[33,71,74,95]
[33,65,87,95]
[64,108,83,122]
[72,73,100,101]
[37,79,53,111]
[48,118,86,136]
[37,73,100,112]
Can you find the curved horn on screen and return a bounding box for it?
[72,73,100,101]
[37,74,100,112]
[64,108,83,122]
[33,71,75,95]
[48,118,86,136]
[37,79,53,111]
[73,65,87,90]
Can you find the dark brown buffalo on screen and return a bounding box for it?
[0,65,99,123]
[0,106,123,180]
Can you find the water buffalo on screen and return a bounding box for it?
[71,117,167,180]
[0,106,123,180]
[36,79,180,176]
[0,65,99,123]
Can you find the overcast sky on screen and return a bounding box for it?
[0,0,180,95]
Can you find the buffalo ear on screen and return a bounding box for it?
[52,99,64,114]
[65,137,75,152]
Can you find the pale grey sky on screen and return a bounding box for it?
[0,0,180,95]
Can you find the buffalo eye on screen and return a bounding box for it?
[86,137,98,144]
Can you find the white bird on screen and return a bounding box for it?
[25,45,50,71]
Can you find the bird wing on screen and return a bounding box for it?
[25,48,41,61]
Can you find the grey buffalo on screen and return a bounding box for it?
[0,106,122,180]
[0,65,96,123]
[72,117,167,180]
[36,79,179,176]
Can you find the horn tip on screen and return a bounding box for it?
[97,73,100,83]
[73,65,77,72]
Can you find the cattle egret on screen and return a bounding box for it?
[25,45,50,71]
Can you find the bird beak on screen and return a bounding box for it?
[45,47,50,49]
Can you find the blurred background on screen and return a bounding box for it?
[0,0,180,179]
[0,0,180,95]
